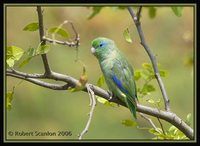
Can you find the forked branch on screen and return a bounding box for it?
[127,7,171,112]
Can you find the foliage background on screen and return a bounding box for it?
[6,6,193,140]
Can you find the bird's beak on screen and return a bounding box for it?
[91,47,96,54]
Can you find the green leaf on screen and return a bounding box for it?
[181,135,188,139]
[96,96,116,107]
[122,120,137,127]
[88,7,103,19]
[96,74,105,87]
[148,128,162,135]
[152,137,158,140]
[173,129,178,136]
[26,47,36,56]
[147,99,155,104]
[168,125,177,134]
[23,22,39,31]
[142,84,155,93]
[142,63,153,72]
[167,125,189,139]
[6,59,15,68]
[18,57,32,68]
[7,46,24,67]
[171,7,183,17]
[123,28,132,43]
[104,101,117,107]
[160,133,174,139]
[7,46,24,60]
[148,7,157,19]
[151,125,189,140]
[142,63,152,68]
[97,96,108,104]
[48,27,70,38]
[7,91,14,110]
[134,70,141,80]
[159,69,168,77]
[36,44,50,55]
[155,99,161,106]
[18,47,36,68]
[185,113,192,126]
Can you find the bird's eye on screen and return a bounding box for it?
[99,43,103,47]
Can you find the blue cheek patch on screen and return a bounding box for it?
[112,75,128,94]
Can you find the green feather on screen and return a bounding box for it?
[125,97,137,119]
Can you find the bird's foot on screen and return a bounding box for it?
[107,90,113,101]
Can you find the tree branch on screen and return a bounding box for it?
[8,68,45,78]
[6,69,193,139]
[37,6,52,75]
[7,72,69,90]
[127,7,170,112]
[78,84,96,140]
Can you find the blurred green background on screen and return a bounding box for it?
[6,6,194,140]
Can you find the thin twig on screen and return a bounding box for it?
[87,85,93,106]
[139,113,157,130]
[43,36,79,47]
[127,7,170,112]
[37,6,52,75]
[68,21,80,47]
[43,20,80,48]
[78,84,96,140]
[137,6,142,22]
[157,118,166,135]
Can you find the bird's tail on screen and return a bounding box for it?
[125,98,137,119]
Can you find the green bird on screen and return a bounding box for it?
[91,37,138,119]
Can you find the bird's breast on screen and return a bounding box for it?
[100,57,114,70]
[99,50,119,78]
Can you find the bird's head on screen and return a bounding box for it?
[91,37,115,60]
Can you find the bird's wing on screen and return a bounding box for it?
[111,57,137,101]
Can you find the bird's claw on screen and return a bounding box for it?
[107,90,113,101]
